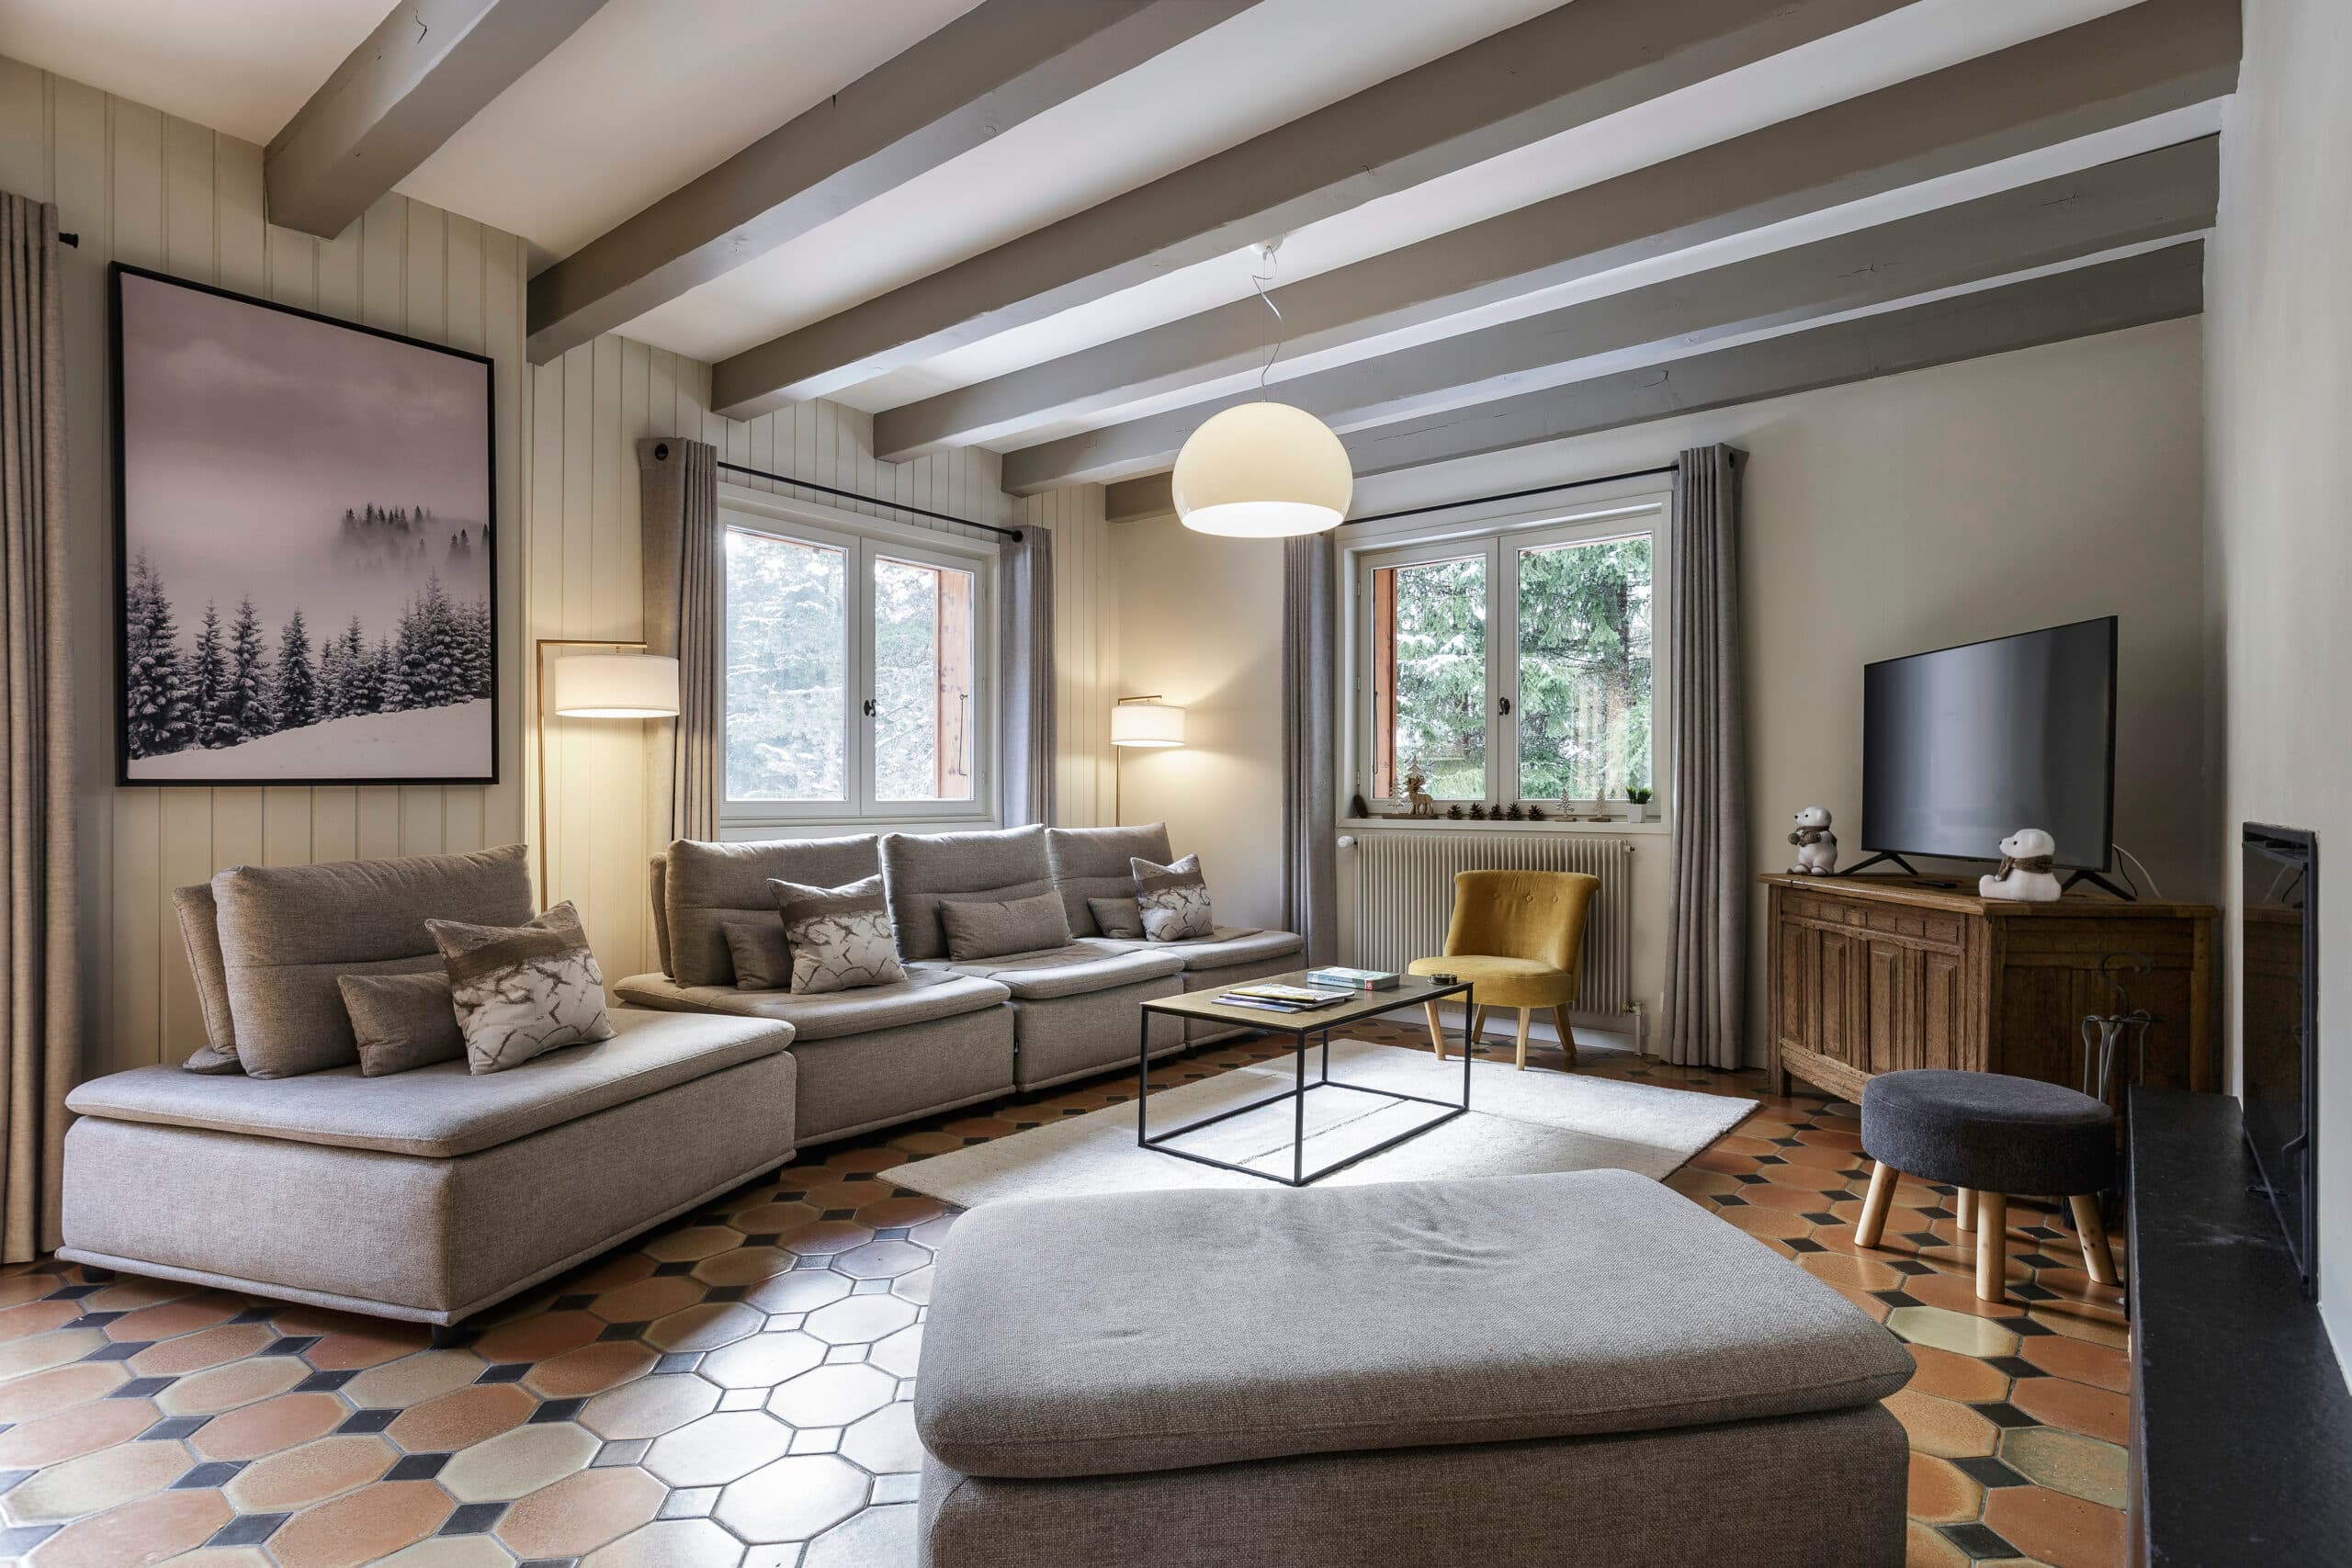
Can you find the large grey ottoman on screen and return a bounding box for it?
[913,1168,1915,1567]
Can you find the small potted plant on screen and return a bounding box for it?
[1624,786,1655,824]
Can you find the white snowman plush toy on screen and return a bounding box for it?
[1787,807,1838,875]
[1978,828,2063,902]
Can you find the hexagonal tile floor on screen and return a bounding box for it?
[0,1024,2130,1566]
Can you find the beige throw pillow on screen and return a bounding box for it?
[1087,896,1145,940]
[426,902,616,1074]
[1131,853,1215,942]
[938,890,1072,962]
[723,919,794,990]
[768,876,907,995]
[339,971,466,1077]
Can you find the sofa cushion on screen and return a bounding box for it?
[172,883,242,1074]
[915,1168,1914,1480]
[1132,852,1215,942]
[770,876,908,995]
[882,826,1057,962]
[650,854,673,976]
[664,836,881,987]
[431,902,617,1073]
[1087,897,1143,940]
[213,843,533,1079]
[340,971,465,1077]
[1088,926,1305,974]
[940,891,1073,964]
[724,919,793,990]
[935,943,1184,1001]
[615,969,1011,1043]
[66,1009,793,1158]
[1046,823,1172,937]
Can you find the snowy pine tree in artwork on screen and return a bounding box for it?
[274,610,317,731]
[123,553,195,759]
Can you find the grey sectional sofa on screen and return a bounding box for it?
[59,845,798,1325]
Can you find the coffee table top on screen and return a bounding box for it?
[1139,970,1471,1036]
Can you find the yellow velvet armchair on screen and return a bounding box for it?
[1408,870,1601,1069]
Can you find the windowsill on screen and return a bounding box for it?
[1342,816,1667,835]
[722,812,998,840]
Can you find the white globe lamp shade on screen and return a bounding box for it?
[551,652,681,718]
[1171,401,1352,537]
[1110,701,1186,749]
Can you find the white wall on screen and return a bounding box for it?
[1115,315,2211,1060]
[2205,0,2352,1354]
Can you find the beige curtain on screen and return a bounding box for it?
[639,437,720,841]
[1283,534,1338,964]
[1,193,77,1259]
[1661,445,1747,1068]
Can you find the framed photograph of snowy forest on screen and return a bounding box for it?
[111,264,498,785]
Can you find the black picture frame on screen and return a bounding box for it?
[110,261,500,787]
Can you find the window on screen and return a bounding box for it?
[1357,504,1665,816]
[724,506,991,825]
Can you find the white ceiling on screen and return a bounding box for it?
[0,0,385,144]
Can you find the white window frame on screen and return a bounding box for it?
[720,491,998,831]
[1340,490,1671,831]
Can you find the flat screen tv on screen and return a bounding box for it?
[2243,824,2318,1296]
[1861,616,2117,870]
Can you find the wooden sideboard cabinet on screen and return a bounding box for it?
[1761,874,2216,1110]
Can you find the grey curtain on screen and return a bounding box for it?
[1283,535,1338,964]
[1661,445,1747,1068]
[1,193,76,1260]
[999,526,1056,827]
[639,437,721,841]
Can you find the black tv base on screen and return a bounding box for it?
[1837,852,1918,876]
[2063,867,2137,900]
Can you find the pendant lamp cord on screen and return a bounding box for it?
[1252,239,1285,397]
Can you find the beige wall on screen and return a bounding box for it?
[1114,315,2211,1059]
[3,54,1111,1070]
[2205,0,2352,1352]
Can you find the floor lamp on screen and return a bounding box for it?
[536,640,681,901]
[1110,696,1185,825]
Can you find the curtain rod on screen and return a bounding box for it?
[1346,462,1681,526]
[706,454,1023,541]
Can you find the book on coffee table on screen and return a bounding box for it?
[1217,984,1352,1011]
[1305,965,1400,991]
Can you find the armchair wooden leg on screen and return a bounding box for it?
[2069,1194,2120,1286]
[1551,1006,1578,1066]
[1975,1191,2009,1303]
[1514,1009,1532,1071]
[1955,1188,1976,1235]
[1855,1162,1899,1248]
[1423,1002,1448,1063]
[1469,1006,1488,1044]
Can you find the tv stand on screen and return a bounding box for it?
[2063,867,2137,901]
[1837,852,1918,877]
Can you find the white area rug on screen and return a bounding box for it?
[887,1039,1756,1208]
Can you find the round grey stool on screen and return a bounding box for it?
[1853,1068,2119,1303]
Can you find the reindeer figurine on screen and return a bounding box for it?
[1403,756,1437,818]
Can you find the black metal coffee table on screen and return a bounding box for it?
[1136,973,1474,1187]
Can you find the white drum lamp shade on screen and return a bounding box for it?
[1110,701,1186,748]
[551,652,681,718]
[1171,401,1353,537]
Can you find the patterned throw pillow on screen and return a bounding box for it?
[1130,852,1214,942]
[767,876,907,995]
[1088,896,1145,940]
[426,902,616,1074]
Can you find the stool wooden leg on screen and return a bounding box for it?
[1955,1189,1976,1235]
[1552,1005,1579,1066]
[1423,1002,1448,1063]
[1975,1191,2009,1303]
[1514,1009,1532,1071]
[2069,1194,2120,1286]
[1855,1163,1900,1248]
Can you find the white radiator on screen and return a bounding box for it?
[1347,831,1638,1032]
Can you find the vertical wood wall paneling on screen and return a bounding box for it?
[14,63,533,1065]
[1030,484,1116,827]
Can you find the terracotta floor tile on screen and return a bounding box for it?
[838,1402,922,1475]
[781,1220,876,1257]
[386,1382,537,1451]
[643,1225,741,1263]
[589,1274,706,1325]
[581,1517,750,1568]
[565,1251,659,1293]
[852,1194,946,1228]
[1905,1451,1984,1525]
[371,1538,514,1568]
[2021,1333,2131,1393]
[0,1300,84,1342]
[712,1453,869,1542]
[746,1269,853,1314]
[0,1439,189,1525]
[126,1321,276,1378]
[2009,1375,2132,1445]
[0,1327,106,1381]
[1983,1483,2127,1568]
[699,1331,826,1390]
[0,1271,59,1309]
[1904,1519,1972,1568]
[472,1307,605,1364]
[1905,1344,2010,1404]
[2002,1427,2130,1509]
[803,1294,917,1347]
[0,1397,161,1468]
[0,1360,127,1422]
[1793,1249,1905,1293]
[2037,1308,2131,1349]
[1717,1203,1815,1242]
[191,1390,348,1461]
[226,1434,396,1513]
[496,1464,666,1557]
[645,1301,764,1352]
[645,1411,797,1486]
[267,1479,454,1568]
[156,1357,306,1418]
[1885,1306,2022,1360]
[437,1420,599,1503]
[341,1349,489,1410]
[765,1366,896,1429]
[303,1322,432,1371]
[527,1339,660,1399]
[1901,1269,2039,1321]
[1883,1390,1997,1459]
[25,1486,232,1568]
[582,1372,722,1440]
[690,1247,796,1288]
[104,1293,240,1343]
[730,1201,820,1235]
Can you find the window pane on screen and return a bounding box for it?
[874,556,976,802]
[725,530,846,801]
[1516,535,1652,803]
[1374,554,1487,799]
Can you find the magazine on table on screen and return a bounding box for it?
[1216,983,1352,1011]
